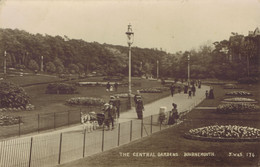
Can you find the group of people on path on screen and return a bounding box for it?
[102,96,121,130]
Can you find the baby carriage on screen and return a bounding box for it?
[97,113,105,126]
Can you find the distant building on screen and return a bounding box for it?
[248,27,260,37]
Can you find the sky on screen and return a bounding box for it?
[0,0,260,53]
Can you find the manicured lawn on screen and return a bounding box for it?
[59,83,260,167]
[0,75,171,138]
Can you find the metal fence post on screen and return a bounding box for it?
[58,133,63,164]
[160,119,162,131]
[102,125,104,152]
[68,110,70,126]
[83,129,86,158]
[117,123,120,146]
[130,120,132,141]
[19,116,21,136]
[28,137,33,167]
[141,119,143,138]
[37,114,40,133]
[151,115,153,134]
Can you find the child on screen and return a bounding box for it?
[188,90,192,99]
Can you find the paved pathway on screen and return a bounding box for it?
[119,85,209,123]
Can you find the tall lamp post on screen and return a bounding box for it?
[187,53,190,86]
[40,56,44,72]
[126,24,134,95]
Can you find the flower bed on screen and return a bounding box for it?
[226,91,252,96]
[223,84,239,89]
[217,103,260,113]
[139,88,162,93]
[0,115,20,126]
[222,97,257,103]
[66,97,105,106]
[113,93,131,98]
[0,104,35,112]
[185,125,260,142]
[153,87,169,91]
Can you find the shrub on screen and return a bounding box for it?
[28,59,39,71]
[66,97,105,106]
[0,81,30,108]
[238,77,259,84]
[45,62,56,73]
[217,103,260,113]
[46,83,77,94]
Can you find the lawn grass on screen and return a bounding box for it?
[58,83,260,167]
[0,75,170,138]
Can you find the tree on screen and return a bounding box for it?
[28,59,39,71]
[68,63,79,74]
[45,62,56,73]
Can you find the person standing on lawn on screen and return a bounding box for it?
[170,83,175,97]
[136,98,144,119]
[106,82,110,92]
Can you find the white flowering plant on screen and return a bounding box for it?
[66,97,105,106]
[0,114,20,126]
[139,88,162,93]
[226,91,252,96]
[223,97,256,103]
[188,125,260,139]
[217,103,260,113]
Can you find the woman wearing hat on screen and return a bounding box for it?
[168,103,179,125]
[136,98,144,119]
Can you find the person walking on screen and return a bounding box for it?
[184,85,188,94]
[134,90,141,106]
[188,89,192,99]
[205,90,209,99]
[103,103,111,130]
[170,84,175,97]
[109,96,121,118]
[109,101,117,130]
[114,82,118,92]
[191,85,196,96]
[168,103,179,125]
[136,98,144,119]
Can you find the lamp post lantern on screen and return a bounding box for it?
[187,53,190,86]
[126,24,134,95]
